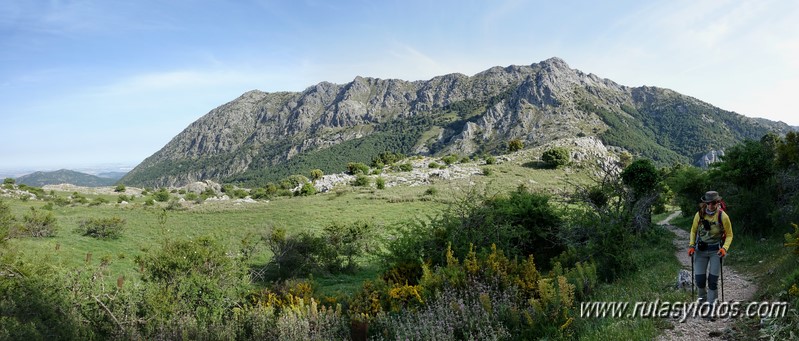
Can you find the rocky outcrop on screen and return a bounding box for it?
[695,150,725,168]
[120,57,795,187]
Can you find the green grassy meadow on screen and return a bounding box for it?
[4,156,595,294]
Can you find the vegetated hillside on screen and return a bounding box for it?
[120,57,795,187]
[16,169,117,187]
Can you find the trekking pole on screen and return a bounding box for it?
[691,254,695,300]
[720,256,724,302]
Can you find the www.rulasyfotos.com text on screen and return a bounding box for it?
[580,300,789,322]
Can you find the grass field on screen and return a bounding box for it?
[3,154,597,295]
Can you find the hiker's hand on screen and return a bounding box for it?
[717,248,727,258]
[688,247,695,257]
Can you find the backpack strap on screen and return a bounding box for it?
[718,210,726,245]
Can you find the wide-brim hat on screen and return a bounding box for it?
[701,191,721,203]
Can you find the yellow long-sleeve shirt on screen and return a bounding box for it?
[689,210,733,250]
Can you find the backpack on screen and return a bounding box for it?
[697,201,727,246]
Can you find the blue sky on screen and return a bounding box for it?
[2,0,798,172]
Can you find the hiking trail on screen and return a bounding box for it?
[656,211,758,340]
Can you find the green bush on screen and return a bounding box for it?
[398,163,413,172]
[352,174,371,187]
[310,169,324,181]
[261,228,328,280]
[542,147,570,168]
[249,188,269,200]
[347,162,370,175]
[428,162,441,169]
[508,138,524,152]
[3,178,14,185]
[323,221,375,273]
[89,197,109,206]
[232,188,249,199]
[0,261,90,339]
[135,236,250,329]
[372,152,405,167]
[482,167,493,176]
[0,200,14,242]
[376,177,386,190]
[15,207,57,238]
[441,154,458,165]
[114,184,126,192]
[300,182,316,196]
[76,217,126,240]
[664,165,709,216]
[153,188,171,202]
[386,186,565,280]
[485,155,496,165]
[70,192,88,204]
[424,187,437,196]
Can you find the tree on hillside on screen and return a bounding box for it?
[310,169,324,182]
[621,158,662,232]
[542,147,570,168]
[508,138,524,152]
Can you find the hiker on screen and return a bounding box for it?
[688,191,733,307]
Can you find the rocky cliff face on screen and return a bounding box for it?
[120,57,794,187]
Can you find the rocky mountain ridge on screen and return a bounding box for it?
[120,57,794,187]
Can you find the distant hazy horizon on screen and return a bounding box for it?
[0,163,136,179]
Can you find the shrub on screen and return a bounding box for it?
[508,138,524,152]
[300,182,316,196]
[485,156,496,165]
[3,178,14,185]
[352,174,371,187]
[250,188,269,200]
[135,236,250,329]
[347,162,370,175]
[482,167,493,176]
[166,198,184,211]
[428,162,441,169]
[424,187,437,196]
[0,260,90,339]
[89,197,109,206]
[441,154,458,165]
[76,217,126,240]
[184,192,198,201]
[323,221,375,273]
[261,228,328,280]
[286,175,309,189]
[386,186,566,280]
[201,187,216,198]
[310,169,324,181]
[232,188,249,199]
[15,207,57,238]
[0,200,15,241]
[153,189,170,202]
[376,177,386,190]
[114,184,126,192]
[542,147,570,168]
[372,152,405,167]
[398,163,413,172]
[71,192,88,204]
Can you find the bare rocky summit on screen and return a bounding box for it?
[120,57,794,187]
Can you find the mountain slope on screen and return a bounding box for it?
[17,169,118,187]
[120,57,795,187]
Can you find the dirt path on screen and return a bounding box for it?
[656,211,758,340]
